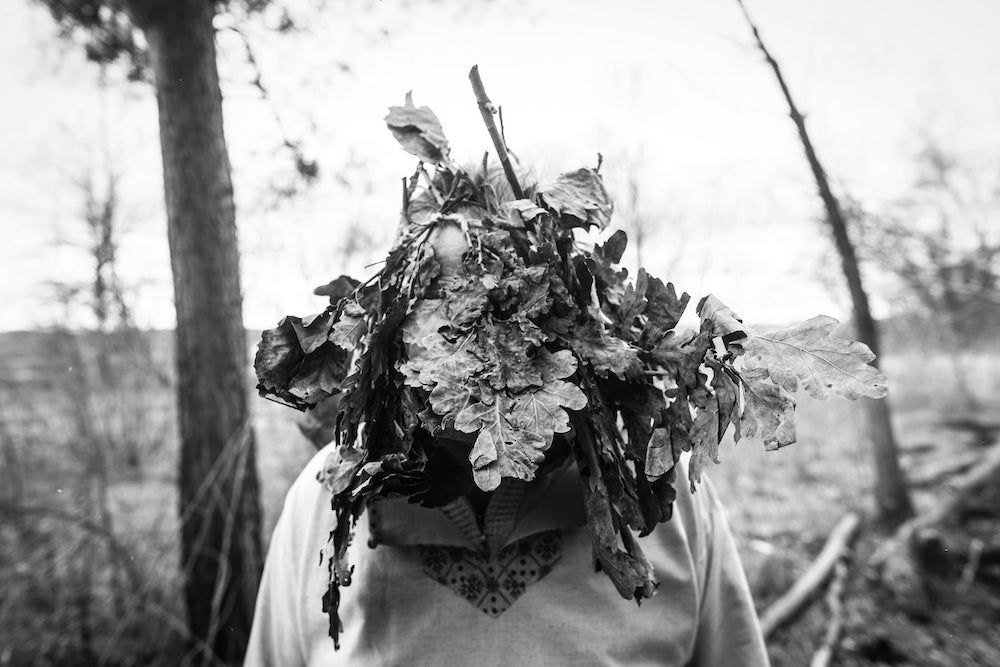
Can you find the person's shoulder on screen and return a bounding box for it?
[280,442,337,518]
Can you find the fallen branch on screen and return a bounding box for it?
[760,512,861,638]
[870,437,1000,614]
[809,559,849,667]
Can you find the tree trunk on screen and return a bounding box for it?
[735,0,913,527]
[141,1,263,662]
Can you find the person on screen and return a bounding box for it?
[245,443,769,666]
[245,165,771,666]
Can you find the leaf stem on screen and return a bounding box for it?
[420,163,444,206]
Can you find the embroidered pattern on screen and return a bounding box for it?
[418,530,563,617]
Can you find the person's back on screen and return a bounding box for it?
[245,443,769,666]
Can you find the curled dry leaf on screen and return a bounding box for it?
[737,367,797,450]
[385,91,451,164]
[538,167,614,230]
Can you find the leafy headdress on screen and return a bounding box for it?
[254,69,887,648]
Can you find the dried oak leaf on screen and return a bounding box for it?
[318,445,365,495]
[454,396,547,491]
[288,342,350,403]
[596,229,628,264]
[443,276,490,330]
[402,333,484,392]
[586,251,628,311]
[292,309,335,355]
[744,315,887,400]
[642,273,689,345]
[255,317,303,392]
[535,348,579,382]
[478,318,545,392]
[497,265,551,318]
[330,301,368,350]
[696,294,748,357]
[580,470,657,599]
[400,298,450,353]
[686,399,720,490]
[645,390,693,481]
[648,329,711,391]
[644,427,675,481]
[427,376,475,420]
[616,271,648,339]
[570,320,643,381]
[384,92,450,164]
[738,367,796,450]
[508,199,546,224]
[512,378,587,438]
[538,168,613,230]
[454,376,586,491]
[709,358,740,442]
[621,382,668,460]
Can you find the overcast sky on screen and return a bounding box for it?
[2,0,999,331]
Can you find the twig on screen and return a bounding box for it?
[420,163,444,206]
[468,65,525,201]
[498,106,507,149]
[810,559,849,667]
[959,537,985,593]
[226,24,315,183]
[401,177,409,221]
[760,512,861,638]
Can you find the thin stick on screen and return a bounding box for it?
[810,559,849,667]
[759,512,860,638]
[468,65,525,200]
[420,164,444,206]
[401,177,409,218]
[959,537,985,593]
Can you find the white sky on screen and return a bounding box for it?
[2,0,999,331]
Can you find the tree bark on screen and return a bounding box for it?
[140,0,263,662]
[735,0,913,527]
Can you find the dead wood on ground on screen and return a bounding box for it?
[760,512,861,638]
[870,437,1000,615]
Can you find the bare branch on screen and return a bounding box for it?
[468,65,525,201]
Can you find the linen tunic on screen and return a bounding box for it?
[245,444,770,666]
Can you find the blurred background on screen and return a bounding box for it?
[1,0,998,665]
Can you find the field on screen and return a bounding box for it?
[1,330,998,666]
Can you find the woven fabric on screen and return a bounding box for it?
[418,530,563,617]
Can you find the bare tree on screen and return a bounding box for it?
[858,139,1000,349]
[36,0,265,661]
[735,0,914,527]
